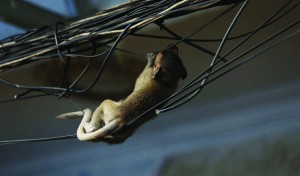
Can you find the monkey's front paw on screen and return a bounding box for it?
[83,123,99,133]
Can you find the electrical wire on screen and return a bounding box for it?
[0,0,299,145]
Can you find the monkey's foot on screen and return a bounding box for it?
[83,123,99,133]
[77,119,121,142]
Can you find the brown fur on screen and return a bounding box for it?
[57,46,187,144]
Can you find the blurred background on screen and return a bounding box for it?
[0,0,300,175]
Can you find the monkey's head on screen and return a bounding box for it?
[148,45,187,86]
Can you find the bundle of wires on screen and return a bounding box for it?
[0,0,299,145]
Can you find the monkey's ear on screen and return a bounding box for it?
[181,65,187,80]
[178,58,187,80]
[146,52,156,66]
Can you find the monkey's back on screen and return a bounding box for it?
[120,67,177,122]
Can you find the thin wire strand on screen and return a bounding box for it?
[0,134,77,146]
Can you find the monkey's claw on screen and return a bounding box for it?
[83,123,98,133]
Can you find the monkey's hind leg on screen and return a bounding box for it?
[77,100,123,142]
[77,118,121,141]
[56,101,123,142]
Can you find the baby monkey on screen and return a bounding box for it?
[57,45,187,144]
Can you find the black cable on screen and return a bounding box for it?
[71,23,132,93]
[0,134,77,146]
[159,0,249,113]
[160,19,300,113]
[67,43,97,89]
[132,0,299,43]
[0,26,132,96]
[1,28,298,146]
[158,0,298,111]
[127,21,299,127]
[0,0,299,145]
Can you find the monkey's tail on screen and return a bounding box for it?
[57,108,121,142]
[56,109,91,119]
